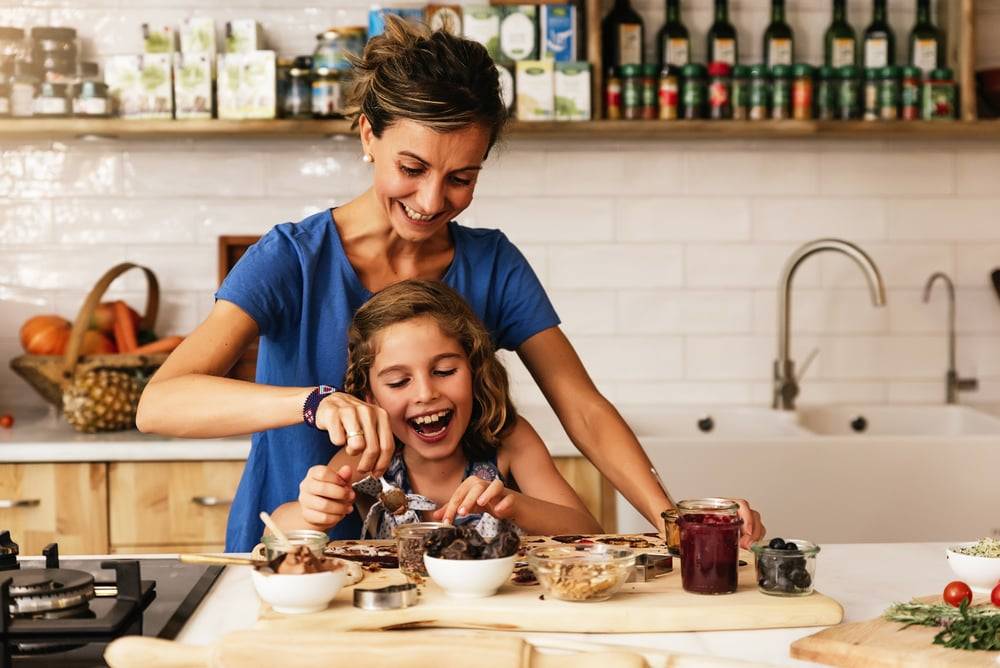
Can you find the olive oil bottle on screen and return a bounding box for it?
[909,0,943,73]
[602,0,645,68]
[656,0,690,67]
[707,0,737,65]
[863,0,895,67]
[763,0,794,67]
[824,0,856,67]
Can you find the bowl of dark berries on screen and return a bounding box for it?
[751,537,819,597]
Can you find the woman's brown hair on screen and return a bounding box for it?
[347,15,508,152]
[343,280,517,460]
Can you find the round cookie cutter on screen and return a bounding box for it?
[353,583,419,610]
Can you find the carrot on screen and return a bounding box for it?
[113,300,138,353]
[133,335,184,355]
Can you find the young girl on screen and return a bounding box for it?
[272,280,602,537]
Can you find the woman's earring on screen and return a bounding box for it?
[362,153,373,163]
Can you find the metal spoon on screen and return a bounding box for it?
[377,477,408,514]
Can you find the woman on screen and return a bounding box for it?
[136,17,764,552]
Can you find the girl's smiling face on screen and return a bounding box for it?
[368,315,473,462]
[361,118,489,243]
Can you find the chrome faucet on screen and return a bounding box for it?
[923,271,978,404]
[774,239,887,410]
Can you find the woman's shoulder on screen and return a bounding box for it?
[262,209,334,248]
[451,221,526,266]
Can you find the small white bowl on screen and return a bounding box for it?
[250,568,347,614]
[423,554,515,598]
[946,543,1000,594]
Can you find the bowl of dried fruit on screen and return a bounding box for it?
[526,544,636,602]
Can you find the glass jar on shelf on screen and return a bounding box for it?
[681,63,707,120]
[313,26,366,73]
[837,65,861,120]
[816,66,837,120]
[731,64,750,120]
[10,60,37,117]
[922,67,956,120]
[658,65,680,120]
[770,64,792,120]
[72,80,110,117]
[862,66,880,120]
[792,63,813,120]
[900,66,921,120]
[621,63,642,120]
[33,80,70,117]
[707,60,732,120]
[605,66,622,120]
[31,26,77,82]
[748,64,770,120]
[640,63,658,120]
[311,66,345,118]
[282,62,312,119]
[879,65,900,120]
[0,26,27,79]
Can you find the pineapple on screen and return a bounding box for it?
[62,369,144,433]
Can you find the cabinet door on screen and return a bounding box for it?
[553,457,617,533]
[0,463,108,555]
[111,543,225,555]
[109,461,244,547]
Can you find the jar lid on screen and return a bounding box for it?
[641,63,659,77]
[313,66,335,76]
[276,56,295,68]
[620,63,641,77]
[707,61,731,77]
[930,67,953,80]
[792,63,813,77]
[817,65,835,79]
[770,64,792,78]
[0,26,25,41]
[75,80,108,97]
[677,498,739,515]
[863,66,881,79]
[288,67,309,77]
[748,64,770,78]
[394,522,449,538]
[902,66,922,78]
[880,65,900,78]
[659,64,681,77]
[38,81,68,96]
[838,65,860,78]
[77,61,99,78]
[30,26,77,41]
[680,63,706,77]
[732,64,751,77]
[293,55,313,69]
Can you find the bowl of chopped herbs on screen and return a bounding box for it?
[947,538,1000,594]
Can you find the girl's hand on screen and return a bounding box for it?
[298,463,356,529]
[314,392,394,478]
[733,498,765,549]
[432,477,518,524]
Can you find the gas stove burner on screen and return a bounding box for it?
[20,603,96,621]
[6,568,95,615]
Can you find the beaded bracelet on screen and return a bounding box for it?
[302,385,337,428]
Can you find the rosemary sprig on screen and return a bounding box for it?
[884,599,1000,651]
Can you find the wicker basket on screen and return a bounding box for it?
[10,262,170,408]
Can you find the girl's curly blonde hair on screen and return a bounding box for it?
[343,280,517,460]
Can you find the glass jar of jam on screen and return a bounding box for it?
[677,498,742,595]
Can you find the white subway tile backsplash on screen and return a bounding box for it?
[548,290,617,336]
[464,197,614,244]
[820,336,947,380]
[123,150,264,197]
[0,149,119,198]
[887,199,1000,241]
[686,244,821,289]
[887,381,949,404]
[820,244,953,289]
[751,198,886,241]
[820,151,954,196]
[550,244,682,289]
[617,198,751,242]
[544,152,627,196]
[686,151,819,196]
[0,202,52,245]
[609,381,752,406]
[954,244,1000,288]
[124,245,218,291]
[619,290,753,334]
[52,199,197,244]
[956,152,1000,195]
[753,289,890,335]
[684,336,774,380]
[0,248,128,290]
[619,152,686,196]
[571,335,684,381]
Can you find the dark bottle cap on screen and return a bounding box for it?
[30,26,77,41]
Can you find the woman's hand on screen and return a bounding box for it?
[298,463,356,529]
[314,392,394,478]
[733,498,765,549]
[432,477,518,524]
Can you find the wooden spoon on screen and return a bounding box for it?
[259,511,291,549]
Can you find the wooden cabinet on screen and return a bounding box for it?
[0,463,108,556]
[553,457,616,533]
[109,461,244,553]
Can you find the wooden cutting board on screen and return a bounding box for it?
[256,546,843,634]
[790,596,1000,667]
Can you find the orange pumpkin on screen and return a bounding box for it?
[80,330,116,355]
[19,315,72,355]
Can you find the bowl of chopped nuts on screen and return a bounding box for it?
[526,544,636,602]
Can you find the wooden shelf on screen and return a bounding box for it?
[2,118,1000,142]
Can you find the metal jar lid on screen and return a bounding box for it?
[353,583,419,611]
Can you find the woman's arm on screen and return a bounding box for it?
[136,299,395,475]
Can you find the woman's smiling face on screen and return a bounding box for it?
[361,118,490,242]
[368,315,473,462]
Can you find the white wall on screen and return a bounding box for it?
[3,1,1000,412]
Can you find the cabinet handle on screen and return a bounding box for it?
[0,499,41,509]
[191,496,232,507]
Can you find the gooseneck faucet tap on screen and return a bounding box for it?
[922,271,978,404]
[774,239,887,410]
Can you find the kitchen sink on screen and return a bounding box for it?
[794,404,1000,436]
[619,406,812,439]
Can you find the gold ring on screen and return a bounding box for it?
[345,431,365,439]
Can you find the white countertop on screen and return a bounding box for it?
[175,542,962,667]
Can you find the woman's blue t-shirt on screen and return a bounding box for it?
[216,209,560,552]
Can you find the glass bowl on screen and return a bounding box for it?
[395,521,449,578]
[751,539,819,597]
[262,529,328,561]
[526,544,636,602]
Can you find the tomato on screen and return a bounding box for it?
[0,414,12,429]
[943,580,973,607]
[992,582,1000,608]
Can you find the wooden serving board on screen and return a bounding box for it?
[790,596,1000,667]
[257,537,843,634]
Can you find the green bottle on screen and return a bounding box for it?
[602,0,645,68]
[707,0,737,65]
[763,0,794,67]
[909,0,943,74]
[824,0,856,68]
[863,0,895,68]
[657,0,690,67]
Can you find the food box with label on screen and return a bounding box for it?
[174,53,213,119]
[105,54,174,119]
[462,5,501,61]
[515,60,553,121]
[217,51,275,119]
[225,19,264,53]
[555,61,590,121]
[541,4,576,62]
[427,4,462,36]
[499,5,537,64]
[180,16,217,56]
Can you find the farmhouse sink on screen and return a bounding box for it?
[794,404,1000,436]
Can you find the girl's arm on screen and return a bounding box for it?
[271,446,376,533]
[136,300,395,476]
